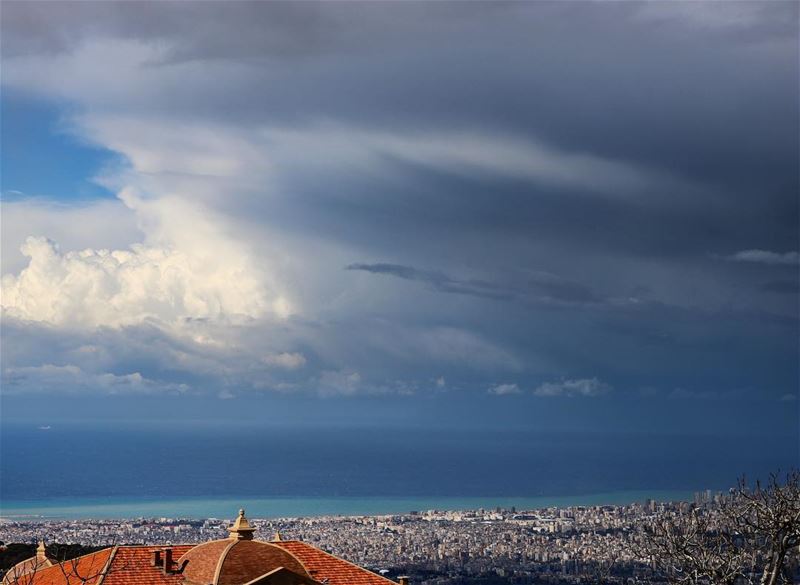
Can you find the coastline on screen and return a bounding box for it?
[0,490,695,520]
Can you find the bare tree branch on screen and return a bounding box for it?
[641,471,800,585]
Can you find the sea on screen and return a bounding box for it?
[1,423,795,520]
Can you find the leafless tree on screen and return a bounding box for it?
[641,471,800,585]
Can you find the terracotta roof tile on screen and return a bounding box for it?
[178,540,231,585]
[17,542,395,585]
[103,546,193,585]
[274,542,396,585]
[215,541,310,585]
[22,549,114,585]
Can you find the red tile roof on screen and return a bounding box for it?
[103,546,193,585]
[21,548,114,585]
[14,542,395,585]
[176,541,230,585]
[274,541,395,585]
[179,540,310,585]
[215,541,310,585]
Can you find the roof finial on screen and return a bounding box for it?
[227,509,256,540]
[272,531,282,542]
[36,541,47,560]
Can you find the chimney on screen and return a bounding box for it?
[162,549,173,574]
[151,550,162,567]
[398,577,409,585]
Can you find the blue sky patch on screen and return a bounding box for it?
[1,90,116,201]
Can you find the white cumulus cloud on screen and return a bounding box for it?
[1,190,291,329]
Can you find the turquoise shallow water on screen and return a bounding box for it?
[0,491,693,520]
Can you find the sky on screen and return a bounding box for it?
[1,1,798,442]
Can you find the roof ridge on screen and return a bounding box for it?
[51,547,115,565]
[93,545,118,585]
[256,541,312,580]
[211,540,238,585]
[28,547,114,583]
[1,554,53,585]
[26,546,114,585]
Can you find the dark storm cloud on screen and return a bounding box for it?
[346,262,602,305]
[4,1,795,215]
[1,0,798,410]
[346,263,512,301]
[130,1,798,279]
[762,280,800,295]
[1,1,509,59]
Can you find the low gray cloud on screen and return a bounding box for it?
[261,352,307,370]
[533,378,612,398]
[488,383,521,396]
[728,250,799,266]
[1,363,189,395]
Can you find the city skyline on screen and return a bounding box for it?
[0,495,775,585]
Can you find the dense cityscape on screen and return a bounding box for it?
[0,493,746,585]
